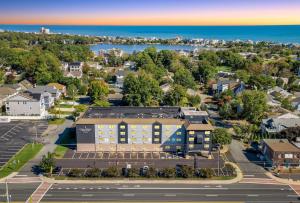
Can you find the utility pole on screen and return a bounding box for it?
[5,180,9,203]
[217,144,220,177]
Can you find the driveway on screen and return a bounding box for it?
[228,140,267,178]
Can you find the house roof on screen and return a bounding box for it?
[7,92,40,102]
[0,87,17,96]
[27,86,58,94]
[184,122,214,131]
[48,83,66,91]
[18,79,33,89]
[263,139,300,152]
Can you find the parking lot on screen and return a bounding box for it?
[64,150,183,160]
[0,120,48,168]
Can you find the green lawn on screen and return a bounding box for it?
[216,66,232,72]
[48,118,66,125]
[53,145,69,158]
[0,143,43,179]
[58,104,74,108]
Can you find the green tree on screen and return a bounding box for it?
[212,128,232,146]
[39,152,55,173]
[163,85,189,106]
[239,90,268,123]
[88,80,109,103]
[173,67,196,89]
[67,84,78,100]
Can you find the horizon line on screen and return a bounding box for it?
[1,23,300,27]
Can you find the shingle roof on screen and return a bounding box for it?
[76,118,185,125]
[263,139,300,152]
[27,86,58,94]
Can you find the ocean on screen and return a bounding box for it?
[0,25,300,44]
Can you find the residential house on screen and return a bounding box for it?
[47,83,67,96]
[292,97,300,111]
[211,78,240,95]
[26,86,61,109]
[18,79,33,90]
[261,139,300,168]
[115,69,126,89]
[86,62,103,70]
[123,61,136,70]
[268,86,292,99]
[62,62,83,78]
[0,87,18,107]
[5,93,46,116]
[261,113,300,135]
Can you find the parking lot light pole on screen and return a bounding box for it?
[5,180,9,203]
[217,144,221,177]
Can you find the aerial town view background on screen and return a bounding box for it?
[0,0,300,202]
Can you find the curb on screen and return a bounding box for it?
[41,161,243,185]
[266,172,300,185]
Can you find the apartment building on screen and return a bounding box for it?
[76,107,214,155]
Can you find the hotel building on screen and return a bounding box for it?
[76,107,214,155]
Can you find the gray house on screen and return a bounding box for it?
[5,93,46,116]
[261,113,300,134]
[26,86,60,109]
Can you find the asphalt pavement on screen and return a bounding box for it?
[0,183,40,202]
[40,183,299,202]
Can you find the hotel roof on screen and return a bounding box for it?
[83,106,181,119]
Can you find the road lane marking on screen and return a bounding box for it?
[122,194,135,197]
[247,194,259,197]
[117,187,228,190]
[81,194,93,197]
[164,194,176,197]
[206,194,219,197]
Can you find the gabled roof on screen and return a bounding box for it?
[263,139,300,152]
[7,92,40,102]
[27,86,58,94]
[48,83,66,91]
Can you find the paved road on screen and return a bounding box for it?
[228,140,267,178]
[40,183,299,202]
[0,183,40,202]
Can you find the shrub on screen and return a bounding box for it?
[196,168,214,178]
[160,167,176,178]
[177,165,195,178]
[126,168,140,178]
[143,167,157,178]
[85,168,101,178]
[102,166,120,177]
[68,168,84,177]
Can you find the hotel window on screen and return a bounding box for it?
[176,138,182,142]
[154,131,160,136]
[189,137,195,142]
[131,131,136,135]
[98,125,104,129]
[205,131,211,135]
[131,125,137,129]
[154,125,160,129]
[142,137,148,142]
[109,125,115,129]
[98,131,103,135]
[109,138,115,142]
[142,125,148,129]
[120,125,126,129]
[204,144,209,149]
[189,131,195,135]
[142,131,147,135]
[176,146,182,150]
[131,138,137,142]
[109,131,113,134]
[104,138,109,143]
[120,138,126,142]
[204,137,210,142]
[120,132,126,135]
[189,144,194,149]
[99,138,104,142]
[165,145,171,150]
[176,125,181,129]
[176,131,182,135]
[154,138,160,142]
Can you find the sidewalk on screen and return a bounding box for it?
[266,171,300,186]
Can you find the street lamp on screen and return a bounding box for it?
[216,144,221,177]
[5,180,10,203]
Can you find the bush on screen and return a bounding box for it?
[85,168,101,178]
[102,166,120,177]
[68,168,84,177]
[74,104,88,112]
[143,167,157,178]
[39,152,55,173]
[160,167,176,178]
[177,165,195,178]
[196,168,214,178]
[125,168,140,178]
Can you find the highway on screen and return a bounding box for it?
[40,183,299,202]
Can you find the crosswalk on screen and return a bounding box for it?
[239,177,286,185]
[6,176,42,184]
[26,182,52,203]
[290,184,300,196]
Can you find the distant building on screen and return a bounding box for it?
[26,86,61,109]
[123,61,136,70]
[47,83,67,96]
[261,113,300,135]
[268,86,292,99]
[61,62,83,78]
[5,93,46,116]
[261,139,300,168]
[40,27,50,34]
